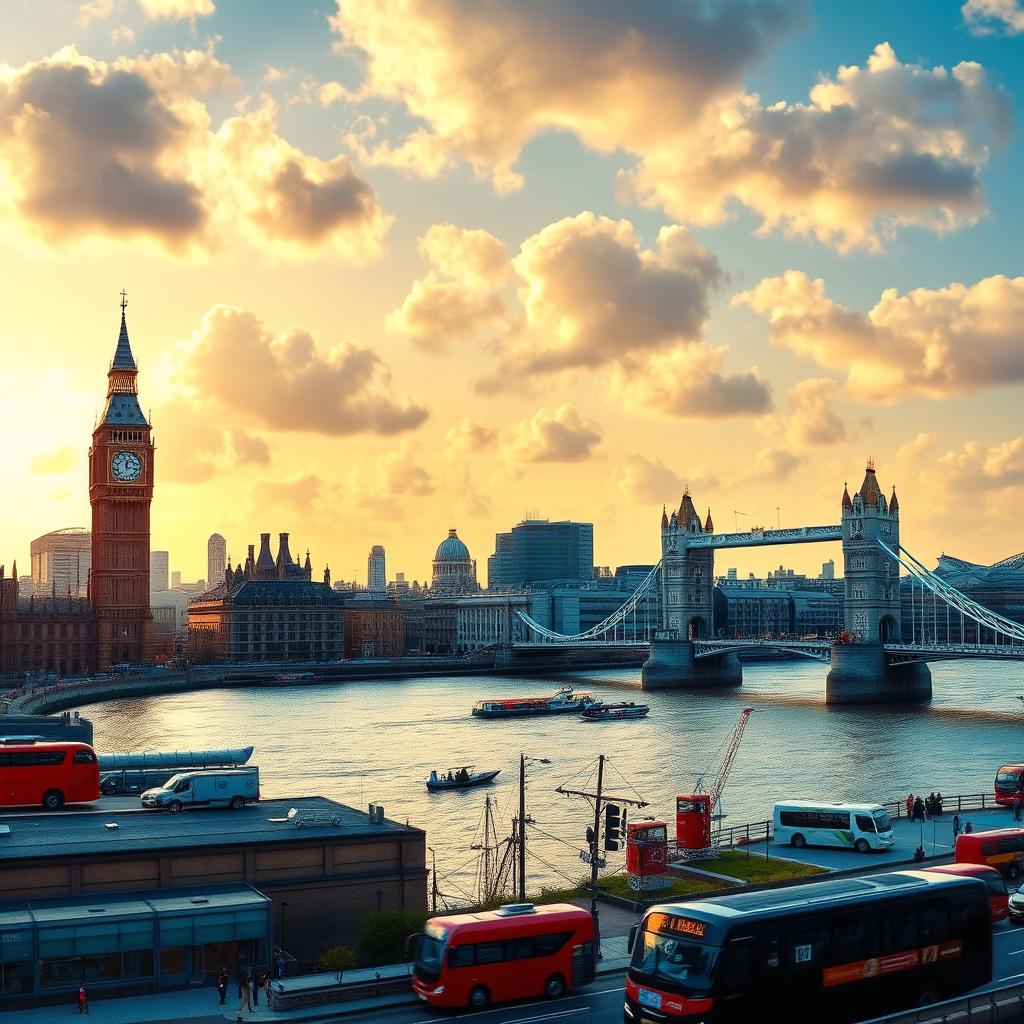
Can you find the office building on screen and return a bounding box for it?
[487,519,593,587]
[207,533,227,591]
[821,559,835,580]
[150,550,169,593]
[367,544,386,592]
[30,528,91,598]
[343,593,405,657]
[171,570,181,589]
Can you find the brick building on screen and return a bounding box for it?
[343,594,406,658]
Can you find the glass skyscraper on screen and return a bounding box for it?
[487,520,593,587]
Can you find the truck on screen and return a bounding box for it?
[140,767,260,813]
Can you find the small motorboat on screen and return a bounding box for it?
[427,766,501,791]
[580,702,651,721]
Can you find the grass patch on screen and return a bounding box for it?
[698,850,824,884]
[597,872,719,900]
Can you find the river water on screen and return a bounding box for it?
[84,661,1024,901]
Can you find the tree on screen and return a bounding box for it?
[357,908,429,966]
[318,945,356,983]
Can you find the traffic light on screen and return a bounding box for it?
[604,803,622,851]
[585,826,595,849]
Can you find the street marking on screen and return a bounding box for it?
[505,1010,590,1023]
[409,986,626,1023]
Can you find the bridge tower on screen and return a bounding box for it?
[826,461,931,704]
[641,489,741,690]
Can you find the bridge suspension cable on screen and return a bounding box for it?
[513,561,662,643]
[878,542,1024,647]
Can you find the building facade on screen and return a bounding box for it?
[343,594,405,657]
[89,299,155,667]
[207,533,227,592]
[487,519,594,587]
[150,550,169,593]
[30,529,91,598]
[188,533,344,662]
[367,545,386,592]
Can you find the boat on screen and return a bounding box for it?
[274,672,316,685]
[580,702,651,721]
[471,686,599,719]
[427,767,501,790]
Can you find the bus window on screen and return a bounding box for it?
[507,937,533,960]
[788,929,830,969]
[448,945,473,968]
[920,907,950,944]
[880,913,917,953]
[534,932,571,956]
[833,920,878,961]
[718,945,751,994]
[474,942,503,965]
[73,750,97,764]
[855,815,875,833]
[635,929,714,986]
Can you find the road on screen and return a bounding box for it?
[347,921,1024,1024]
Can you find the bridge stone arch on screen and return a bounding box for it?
[878,614,898,643]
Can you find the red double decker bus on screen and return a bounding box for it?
[0,741,100,810]
[412,903,595,1009]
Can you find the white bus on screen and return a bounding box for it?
[773,801,895,853]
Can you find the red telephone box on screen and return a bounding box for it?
[676,794,711,851]
[626,821,668,876]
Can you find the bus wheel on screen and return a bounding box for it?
[468,986,490,1009]
[791,833,806,849]
[168,801,183,814]
[545,974,566,999]
[42,790,64,811]
[854,839,870,854]
[230,797,244,810]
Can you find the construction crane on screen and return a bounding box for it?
[694,707,754,819]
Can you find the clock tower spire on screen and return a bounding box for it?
[89,292,154,668]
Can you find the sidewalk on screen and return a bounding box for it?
[3,937,632,1024]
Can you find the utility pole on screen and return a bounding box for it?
[428,847,438,913]
[518,754,527,901]
[558,756,647,965]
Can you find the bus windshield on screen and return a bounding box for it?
[997,770,1021,787]
[415,923,447,974]
[633,927,715,990]
[873,810,892,832]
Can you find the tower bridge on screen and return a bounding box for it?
[512,460,1024,704]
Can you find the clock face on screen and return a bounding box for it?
[111,450,142,482]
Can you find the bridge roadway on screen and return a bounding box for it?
[353,924,1024,1024]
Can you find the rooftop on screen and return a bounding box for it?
[0,796,419,861]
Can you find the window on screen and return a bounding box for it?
[448,945,473,968]
[534,932,572,957]
[880,913,917,953]
[855,815,875,833]
[719,945,751,994]
[833,920,877,961]
[788,929,830,969]
[37,751,66,766]
[0,754,9,768]
[73,750,97,764]
[919,907,949,945]
[474,942,504,965]
[12,753,38,766]
[507,937,533,960]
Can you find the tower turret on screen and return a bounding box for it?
[704,508,714,533]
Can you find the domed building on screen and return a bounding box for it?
[431,529,478,595]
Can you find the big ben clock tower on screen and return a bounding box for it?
[89,292,154,667]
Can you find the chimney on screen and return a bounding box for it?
[276,533,293,577]
[255,533,275,578]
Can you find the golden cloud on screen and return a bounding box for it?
[734,270,1024,400]
[502,405,602,464]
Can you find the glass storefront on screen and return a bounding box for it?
[0,885,271,1007]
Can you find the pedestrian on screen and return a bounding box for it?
[906,793,914,819]
[935,792,944,815]
[276,950,286,979]
[78,984,89,1014]
[217,967,228,1005]
[250,967,259,1007]
[953,813,961,840]
[965,820,973,834]
[913,796,925,823]
[260,971,269,1000]
[240,970,252,1012]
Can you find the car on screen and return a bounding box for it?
[1009,885,1024,924]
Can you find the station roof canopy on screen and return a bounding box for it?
[0,796,420,862]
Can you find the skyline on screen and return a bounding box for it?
[2,0,1023,583]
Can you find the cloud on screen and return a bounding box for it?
[330,0,803,190]
[388,223,509,350]
[0,47,215,249]
[936,438,1024,489]
[499,214,721,377]
[624,43,1009,251]
[613,343,772,419]
[614,455,718,503]
[962,0,1024,34]
[29,445,78,474]
[445,418,498,454]
[248,472,321,512]
[140,0,215,20]
[176,304,428,437]
[379,442,435,495]
[229,430,271,466]
[209,104,391,258]
[734,270,1024,400]
[79,0,114,24]
[748,448,803,481]
[0,48,390,259]
[786,378,846,446]
[111,26,137,46]
[503,405,602,463]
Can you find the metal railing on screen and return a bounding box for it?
[866,982,1024,1023]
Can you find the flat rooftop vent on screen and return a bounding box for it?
[494,903,536,917]
[0,825,11,838]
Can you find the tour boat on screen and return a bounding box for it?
[274,671,316,685]
[580,702,651,721]
[471,686,599,719]
[426,766,501,790]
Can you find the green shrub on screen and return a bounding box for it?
[318,945,357,981]
[357,908,429,966]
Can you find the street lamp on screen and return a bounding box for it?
[518,754,551,902]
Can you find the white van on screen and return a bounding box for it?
[773,801,894,853]
[141,768,259,813]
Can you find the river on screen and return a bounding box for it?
[84,660,1024,901]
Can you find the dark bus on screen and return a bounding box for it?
[625,870,991,1024]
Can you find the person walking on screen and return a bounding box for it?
[77,984,89,1014]
[250,967,259,1007]
[952,813,961,840]
[913,796,926,823]
[240,970,252,1012]
[217,967,228,1005]
[906,793,914,819]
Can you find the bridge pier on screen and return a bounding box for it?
[641,638,742,691]
[826,644,931,705]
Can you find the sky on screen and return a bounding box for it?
[1,0,1022,586]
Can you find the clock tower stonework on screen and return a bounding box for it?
[89,297,154,668]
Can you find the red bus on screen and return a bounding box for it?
[412,903,595,1009]
[956,828,1024,879]
[626,870,991,1023]
[994,764,1024,806]
[0,741,100,810]
[925,864,1009,922]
